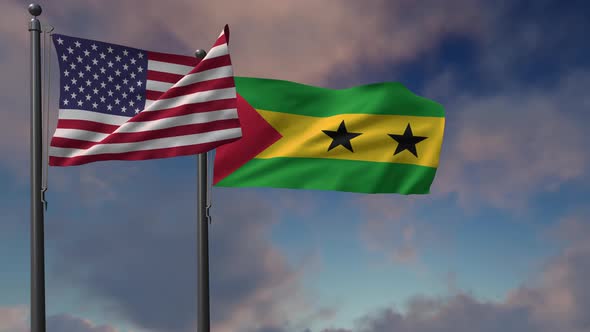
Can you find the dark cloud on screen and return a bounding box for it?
[0,308,120,332]
[47,177,310,332]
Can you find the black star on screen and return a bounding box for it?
[388,123,427,157]
[322,120,362,152]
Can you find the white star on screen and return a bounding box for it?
[122,92,128,99]
[74,41,81,47]
[100,82,106,88]
[77,100,83,106]
[137,67,144,73]
[115,69,121,76]
[135,94,141,100]
[85,65,91,71]
[107,46,113,53]
[107,76,114,82]
[70,92,77,99]
[78,71,84,78]
[91,44,98,51]
[136,80,142,86]
[64,85,70,91]
[93,88,99,94]
[115,55,121,62]
[123,78,129,84]
[107,104,113,111]
[121,106,127,113]
[63,99,69,105]
[107,61,114,68]
[130,72,136,79]
[129,100,135,106]
[100,96,106,102]
[71,78,77,85]
[92,59,98,65]
[67,47,74,54]
[61,54,68,61]
[138,53,144,59]
[83,50,90,56]
[93,73,99,80]
[57,37,64,45]
[64,70,70,77]
[92,102,98,108]
[115,84,121,91]
[123,50,129,56]
[76,56,83,63]
[129,86,135,93]
[86,80,92,86]
[123,64,129,70]
[107,90,114,97]
[99,53,106,59]
[114,98,120,105]
[130,58,136,65]
[69,63,76,70]
[135,108,140,114]
[99,67,106,74]
[85,94,91,101]
[78,86,84,93]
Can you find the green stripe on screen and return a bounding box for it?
[215,157,438,194]
[234,77,445,118]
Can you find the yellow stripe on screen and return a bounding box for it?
[255,110,445,168]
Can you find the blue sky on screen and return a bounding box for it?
[1,1,589,332]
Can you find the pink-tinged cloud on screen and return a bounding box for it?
[37,0,485,84]
[318,213,590,332]
[0,306,27,332]
[356,196,423,265]
[0,307,120,332]
[432,70,589,211]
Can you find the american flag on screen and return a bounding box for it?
[49,25,242,166]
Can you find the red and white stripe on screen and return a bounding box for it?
[49,25,242,166]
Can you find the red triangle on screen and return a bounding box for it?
[213,94,282,184]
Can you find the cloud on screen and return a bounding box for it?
[0,306,27,332]
[432,70,589,211]
[356,195,422,265]
[318,213,590,332]
[39,0,484,84]
[46,182,316,332]
[0,307,120,332]
[47,314,120,332]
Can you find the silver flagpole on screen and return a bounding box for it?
[194,49,211,332]
[28,3,47,332]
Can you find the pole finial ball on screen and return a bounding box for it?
[195,49,207,60]
[28,4,42,16]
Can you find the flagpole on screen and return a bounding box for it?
[195,49,210,332]
[28,3,47,332]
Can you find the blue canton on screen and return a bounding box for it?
[53,34,149,116]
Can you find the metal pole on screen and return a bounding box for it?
[195,49,210,332]
[28,3,46,332]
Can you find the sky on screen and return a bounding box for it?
[1,0,589,331]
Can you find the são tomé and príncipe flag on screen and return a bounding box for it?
[214,77,445,194]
